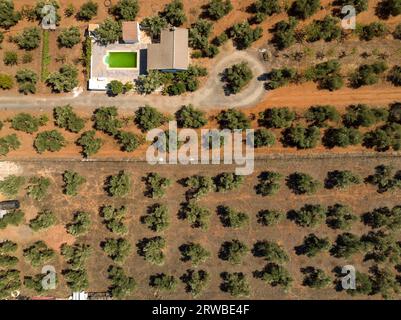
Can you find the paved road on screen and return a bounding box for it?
[0,49,268,113]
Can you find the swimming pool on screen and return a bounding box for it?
[105,51,138,68]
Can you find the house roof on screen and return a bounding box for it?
[122,21,140,43]
[147,27,189,71]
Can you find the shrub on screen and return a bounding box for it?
[93,18,121,45]
[179,201,211,230]
[325,170,361,189]
[304,105,340,127]
[0,209,24,229]
[253,0,281,16]
[54,105,85,133]
[222,62,253,94]
[160,0,186,27]
[266,67,298,89]
[358,22,388,41]
[369,265,399,299]
[305,60,343,91]
[289,0,320,19]
[296,234,330,257]
[0,134,19,155]
[15,27,41,50]
[0,255,18,268]
[252,240,289,263]
[11,113,45,134]
[362,230,401,264]
[137,237,165,265]
[165,65,208,95]
[305,15,341,42]
[216,109,250,130]
[22,53,33,64]
[259,107,296,128]
[350,61,388,88]
[179,243,210,266]
[67,212,91,236]
[27,177,50,201]
[61,243,92,270]
[362,206,401,230]
[93,106,122,136]
[213,31,229,46]
[281,125,320,149]
[57,27,81,48]
[142,204,169,232]
[144,173,171,198]
[255,263,292,290]
[206,0,233,20]
[181,269,210,297]
[229,21,262,49]
[331,233,363,258]
[77,130,103,157]
[326,204,357,230]
[111,0,139,21]
[257,209,284,226]
[289,204,326,228]
[29,210,57,231]
[272,18,298,49]
[345,271,372,296]
[34,130,66,153]
[63,269,89,291]
[77,0,98,21]
[64,4,75,17]
[0,240,17,254]
[101,205,128,235]
[0,0,20,29]
[3,51,18,66]
[0,175,25,197]
[214,172,244,192]
[255,171,282,196]
[135,105,167,132]
[365,164,401,193]
[388,65,401,86]
[184,175,215,199]
[252,128,276,148]
[150,273,177,291]
[335,0,368,13]
[116,131,143,152]
[189,19,213,50]
[102,238,131,263]
[286,172,321,195]
[220,272,250,297]
[140,16,168,39]
[46,64,78,93]
[0,270,21,299]
[23,241,55,267]
[218,239,249,265]
[62,171,86,196]
[108,265,136,298]
[24,272,56,293]
[323,127,362,148]
[217,205,249,228]
[15,69,38,94]
[107,80,124,96]
[175,105,207,128]
[302,267,331,288]
[343,104,388,128]
[106,171,131,198]
[363,123,401,151]
[0,74,13,90]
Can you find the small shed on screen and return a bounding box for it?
[122,21,140,44]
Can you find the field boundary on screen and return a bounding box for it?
[2,151,401,164]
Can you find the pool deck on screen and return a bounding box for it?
[91,41,148,83]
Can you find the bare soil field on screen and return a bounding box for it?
[1,157,401,299]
